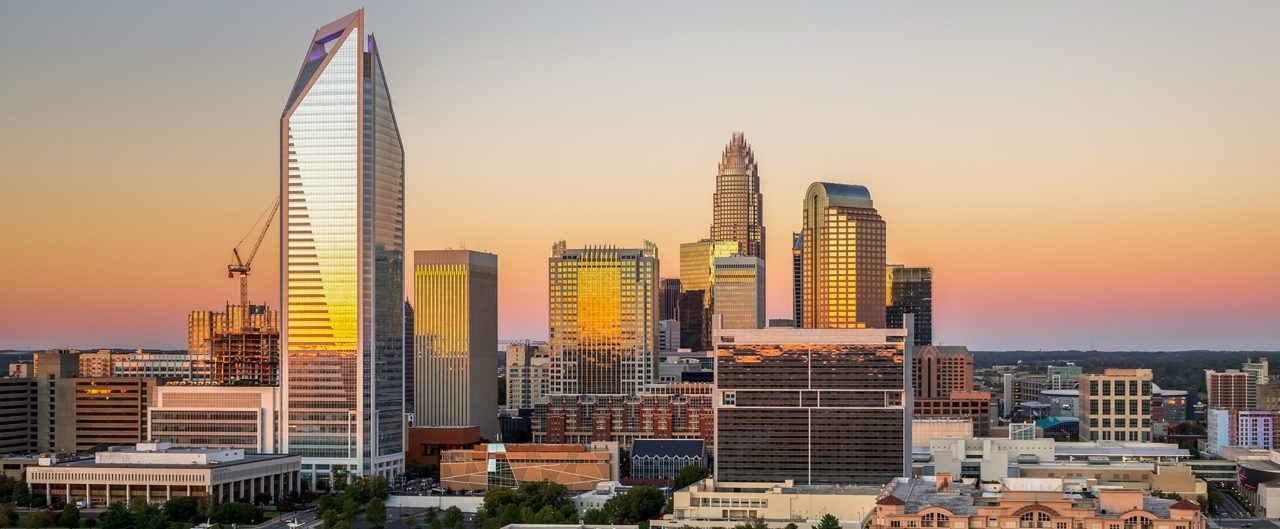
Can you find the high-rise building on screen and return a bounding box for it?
[711,256,765,329]
[505,342,550,411]
[886,265,932,346]
[148,385,282,454]
[35,350,79,452]
[189,304,279,385]
[791,232,803,327]
[68,377,156,452]
[713,316,911,486]
[679,239,738,350]
[658,320,680,352]
[0,377,36,454]
[413,250,499,439]
[1244,358,1270,386]
[658,278,682,322]
[710,132,765,262]
[1206,369,1254,412]
[801,183,886,329]
[549,241,659,395]
[405,300,415,415]
[912,346,973,400]
[281,9,405,482]
[1078,369,1153,442]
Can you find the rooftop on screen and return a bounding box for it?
[632,439,705,459]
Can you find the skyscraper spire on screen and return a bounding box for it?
[710,132,765,262]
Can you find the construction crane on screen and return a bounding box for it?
[228,197,280,307]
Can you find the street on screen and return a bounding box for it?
[1211,482,1253,518]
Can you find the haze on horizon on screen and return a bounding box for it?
[1,1,1277,352]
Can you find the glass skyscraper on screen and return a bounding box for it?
[710,133,765,262]
[886,265,933,346]
[548,241,659,395]
[280,9,405,483]
[801,182,886,329]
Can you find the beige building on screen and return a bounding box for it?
[147,385,282,453]
[78,350,122,378]
[414,250,499,439]
[27,442,300,507]
[710,132,765,262]
[712,256,765,330]
[912,419,974,448]
[1079,369,1153,442]
[189,303,280,385]
[654,478,880,529]
[549,242,659,395]
[800,182,886,329]
[505,342,550,411]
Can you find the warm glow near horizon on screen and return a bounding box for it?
[1,1,1277,351]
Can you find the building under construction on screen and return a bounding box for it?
[188,304,280,385]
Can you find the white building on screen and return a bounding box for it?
[147,385,282,453]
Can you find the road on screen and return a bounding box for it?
[1211,482,1252,518]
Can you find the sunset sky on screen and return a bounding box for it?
[2,1,1278,351]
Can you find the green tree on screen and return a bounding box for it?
[405,513,420,529]
[211,502,264,525]
[0,502,17,527]
[483,486,517,515]
[365,497,387,529]
[674,465,711,491]
[130,500,169,529]
[428,516,444,529]
[22,510,51,529]
[813,513,842,529]
[369,476,391,501]
[733,519,768,529]
[162,496,200,523]
[583,508,610,524]
[785,523,800,529]
[444,505,465,529]
[58,502,82,528]
[332,467,350,492]
[603,486,666,524]
[97,502,134,529]
[13,480,30,508]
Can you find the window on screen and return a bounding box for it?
[1020,512,1052,529]
[1123,517,1153,529]
[923,514,950,528]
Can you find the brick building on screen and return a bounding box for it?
[532,391,713,450]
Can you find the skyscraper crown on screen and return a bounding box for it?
[719,132,755,172]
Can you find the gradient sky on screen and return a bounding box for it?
[2,1,1278,351]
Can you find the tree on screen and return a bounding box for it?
[97,503,134,529]
[813,513,842,529]
[162,496,200,523]
[369,476,391,501]
[130,500,169,529]
[674,465,711,491]
[405,513,420,529]
[332,467,350,492]
[429,516,444,529]
[785,524,799,529]
[22,510,51,529]
[366,497,388,529]
[13,480,31,508]
[444,505,465,529]
[583,508,610,524]
[0,502,17,528]
[211,502,265,525]
[603,486,666,525]
[732,519,767,529]
[58,502,82,528]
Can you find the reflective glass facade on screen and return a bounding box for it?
[711,256,764,329]
[548,242,659,395]
[801,183,887,329]
[678,239,737,350]
[886,265,932,346]
[282,10,404,482]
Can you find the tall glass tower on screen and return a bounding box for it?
[801,182,886,329]
[710,133,765,262]
[280,9,405,484]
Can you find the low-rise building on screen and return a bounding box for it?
[441,442,618,492]
[533,391,713,450]
[653,478,880,529]
[147,385,282,453]
[870,476,1206,529]
[912,419,974,448]
[406,426,482,466]
[26,442,300,507]
[630,439,705,483]
[573,481,631,514]
[914,391,992,436]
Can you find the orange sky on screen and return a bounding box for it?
[1,2,1278,350]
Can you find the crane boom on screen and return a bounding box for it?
[228,197,280,307]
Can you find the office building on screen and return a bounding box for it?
[659,278,682,322]
[1002,373,1051,417]
[792,232,803,327]
[1238,410,1280,449]
[281,9,405,482]
[8,361,32,378]
[870,477,1205,529]
[112,351,206,381]
[34,350,79,452]
[78,351,120,378]
[710,132,765,262]
[680,239,738,350]
[712,256,765,330]
[0,377,36,454]
[1079,369,1153,442]
[630,439,705,482]
[27,442,301,507]
[441,442,618,492]
[654,478,880,529]
[532,389,714,450]
[413,250,499,439]
[70,377,156,452]
[506,342,551,411]
[1046,365,1082,390]
[1206,369,1255,411]
[405,300,415,414]
[549,241,659,395]
[885,265,932,346]
[148,385,282,454]
[713,317,910,486]
[914,391,992,437]
[658,320,680,352]
[189,303,280,385]
[800,183,886,329]
[1245,358,1270,386]
[913,346,973,399]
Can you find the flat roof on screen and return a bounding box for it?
[51,453,297,470]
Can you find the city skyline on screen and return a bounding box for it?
[3,2,1279,351]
